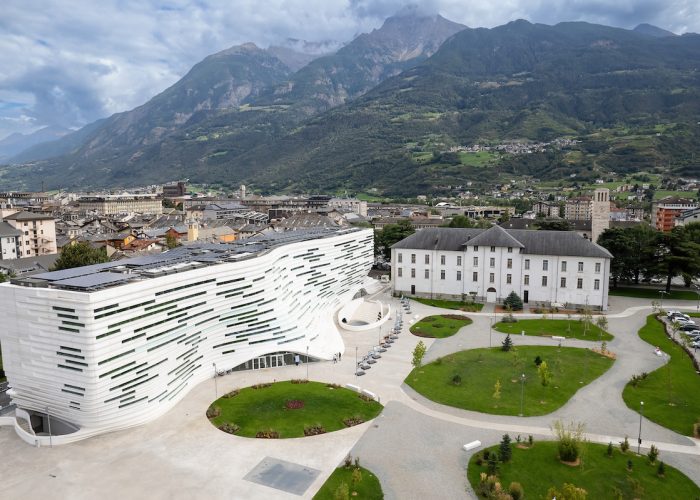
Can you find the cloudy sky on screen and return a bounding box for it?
[1,0,698,140]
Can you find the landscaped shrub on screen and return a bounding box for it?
[343,417,365,427]
[434,356,443,365]
[255,430,279,439]
[503,291,524,311]
[219,422,240,434]
[206,405,221,419]
[451,373,462,386]
[303,425,326,436]
[538,361,552,386]
[285,399,305,409]
[344,454,353,468]
[657,461,665,476]
[528,435,533,447]
[552,420,585,463]
[545,483,588,500]
[647,444,659,463]
[222,389,239,398]
[499,434,512,462]
[627,459,633,471]
[334,482,350,500]
[326,383,342,389]
[606,441,614,457]
[502,312,518,323]
[252,382,272,389]
[501,334,513,352]
[534,355,543,366]
[509,481,524,500]
[291,378,309,384]
[620,436,630,453]
[358,393,374,402]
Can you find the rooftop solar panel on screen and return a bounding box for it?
[53,272,132,289]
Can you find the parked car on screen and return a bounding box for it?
[650,278,663,284]
[680,323,700,332]
[668,311,691,321]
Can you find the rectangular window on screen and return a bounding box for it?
[473,246,478,251]
[507,247,512,253]
[457,256,462,266]
[543,260,549,271]
[440,255,445,265]
[424,269,429,279]
[507,258,512,269]
[594,279,600,290]
[398,253,403,263]
[411,268,415,278]
[426,255,430,265]
[490,246,495,252]
[473,256,478,266]
[524,275,530,285]
[542,276,548,286]
[578,262,584,272]
[398,268,403,277]
[457,271,462,281]
[440,270,445,280]
[506,274,512,284]
[411,254,416,264]
[489,273,495,283]
[561,277,567,288]
[577,278,583,289]
[524,259,530,270]
[595,262,601,273]
[490,257,495,268]
[561,261,567,272]
[473,272,478,282]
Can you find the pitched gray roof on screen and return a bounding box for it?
[0,221,21,237]
[466,225,524,248]
[392,227,612,259]
[3,211,54,221]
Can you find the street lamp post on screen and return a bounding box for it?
[694,285,700,312]
[46,406,53,448]
[213,362,218,399]
[637,401,644,454]
[519,373,526,416]
[489,317,493,348]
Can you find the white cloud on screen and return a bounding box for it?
[0,0,698,139]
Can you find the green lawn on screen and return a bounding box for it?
[313,465,383,499]
[494,319,613,341]
[467,441,700,499]
[622,315,700,436]
[458,151,497,167]
[209,381,383,438]
[405,346,614,416]
[411,297,484,312]
[410,315,472,338]
[609,287,699,300]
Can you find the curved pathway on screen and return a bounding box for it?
[346,293,700,499]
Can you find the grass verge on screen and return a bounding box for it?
[208,380,382,438]
[405,346,614,416]
[411,297,484,312]
[467,441,700,499]
[410,314,472,338]
[494,318,613,341]
[609,287,698,300]
[313,465,383,499]
[621,315,700,436]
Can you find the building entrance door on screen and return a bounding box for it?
[411,285,415,295]
[523,290,529,303]
[486,287,497,303]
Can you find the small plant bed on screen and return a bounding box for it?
[405,346,614,416]
[609,287,698,300]
[467,440,700,499]
[622,315,700,436]
[494,318,613,341]
[313,456,383,500]
[208,380,383,438]
[409,314,472,338]
[411,297,483,312]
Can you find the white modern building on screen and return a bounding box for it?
[0,228,373,444]
[391,226,612,310]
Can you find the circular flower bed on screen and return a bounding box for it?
[285,399,305,409]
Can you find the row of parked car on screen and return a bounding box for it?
[667,310,700,348]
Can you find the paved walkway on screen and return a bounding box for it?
[1,291,699,499]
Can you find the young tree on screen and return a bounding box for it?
[165,233,179,249]
[499,434,512,462]
[538,361,552,386]
[503,291,524,311]
[493,379,502,400]
[412,341,427,368]
[375,220,415,260]
[501,334,513,352]
[52,242,110,271]
[658,224,700,293]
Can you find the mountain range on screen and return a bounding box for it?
[1,12,699,195]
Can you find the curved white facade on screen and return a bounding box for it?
[0,228,373,443]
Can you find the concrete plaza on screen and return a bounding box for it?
[1,289,699,499]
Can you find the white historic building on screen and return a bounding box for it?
[391,226,612,310]
[0,228,373,444]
